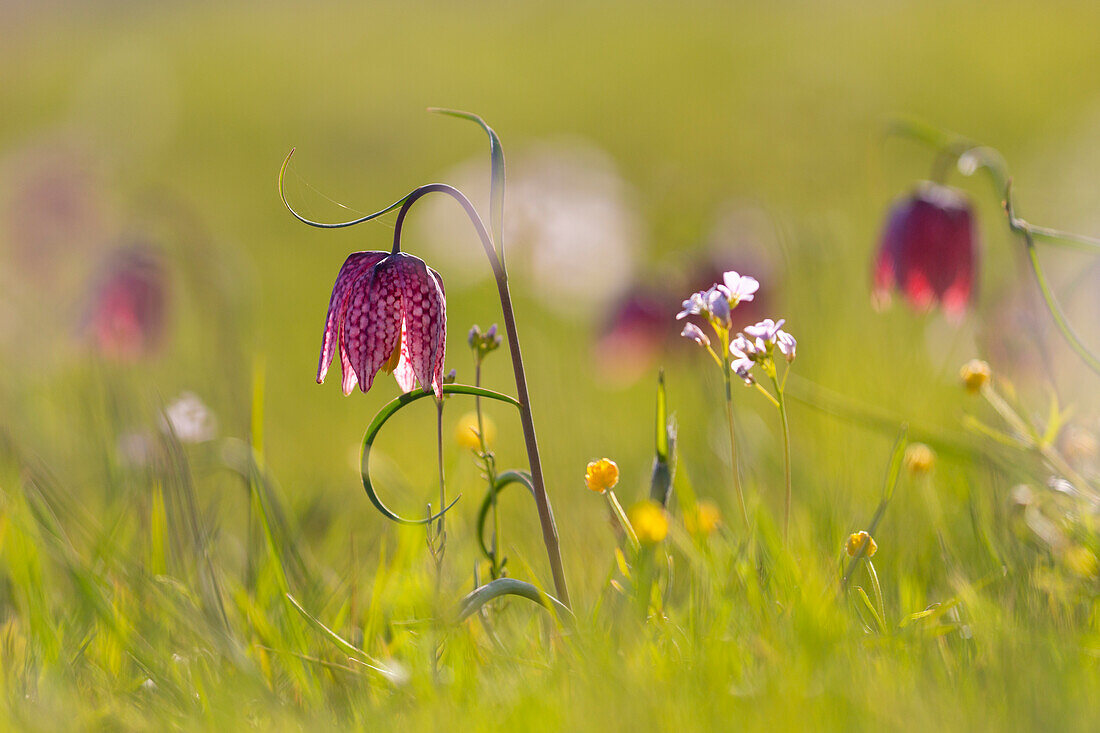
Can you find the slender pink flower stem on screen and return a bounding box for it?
[391,184,571,608]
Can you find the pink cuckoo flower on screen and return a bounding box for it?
[872,182,978,320]
[317,251,447,398]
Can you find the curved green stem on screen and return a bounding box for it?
[455,578,573,627]
[1005,191,1100,377]
[360,384,520,525]
[438,111,570,606]
[476,471,534,561]
[605,490,640,552]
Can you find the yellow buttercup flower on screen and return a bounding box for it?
[846,530,877,558]
[585,458,619,494]
[629,500,669,544]
[959,359,991,394]
[684,500,722,537]
[904,443,935,476]
[454,412,495,451]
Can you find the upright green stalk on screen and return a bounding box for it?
[721,331,749,530]
[435,400,446,542]
[769,371,793,542]
[474,358,504,578]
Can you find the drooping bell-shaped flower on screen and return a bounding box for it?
[872,182,977,320]
[81,245,168,361]
[317,250,446,398]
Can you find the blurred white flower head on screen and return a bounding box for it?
[161,391,217,443]
[417,139,641,314]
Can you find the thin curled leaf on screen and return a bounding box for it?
[278,148,409,229]
[476,470,534,560]
[455,578,573,627]
[361,384,522,525]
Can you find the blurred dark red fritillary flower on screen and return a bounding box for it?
[873,182,978,320]
[81,245,168,361]
[593,287,676,384]
[317,251,446,398]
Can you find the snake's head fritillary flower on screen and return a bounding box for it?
[317,250,446,398]
[872,182,978,321]
[81,245,168,361]
[594,288,676,386]
[585,458,620,494]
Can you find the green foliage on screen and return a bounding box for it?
[3,1,1100,730]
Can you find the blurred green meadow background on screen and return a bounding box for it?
[2,0,1100,729]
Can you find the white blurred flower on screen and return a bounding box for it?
[417,139,641,314]
[161,391,216,443]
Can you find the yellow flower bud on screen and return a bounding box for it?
[959,359,991,394]
[585,458,619,494]
[629,500,669,544]
[904,443,935,476]
[846,530,877,558]
[454,412,495,451]
[684,500,722,537]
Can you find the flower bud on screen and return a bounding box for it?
[959,359,991,394]
[684,500,722,537]
[585,458,619,494]
[846,530,877,558]
[904,443,935,475]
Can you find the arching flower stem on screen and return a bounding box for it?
[389,183,569,606]
[282,146,570,607]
